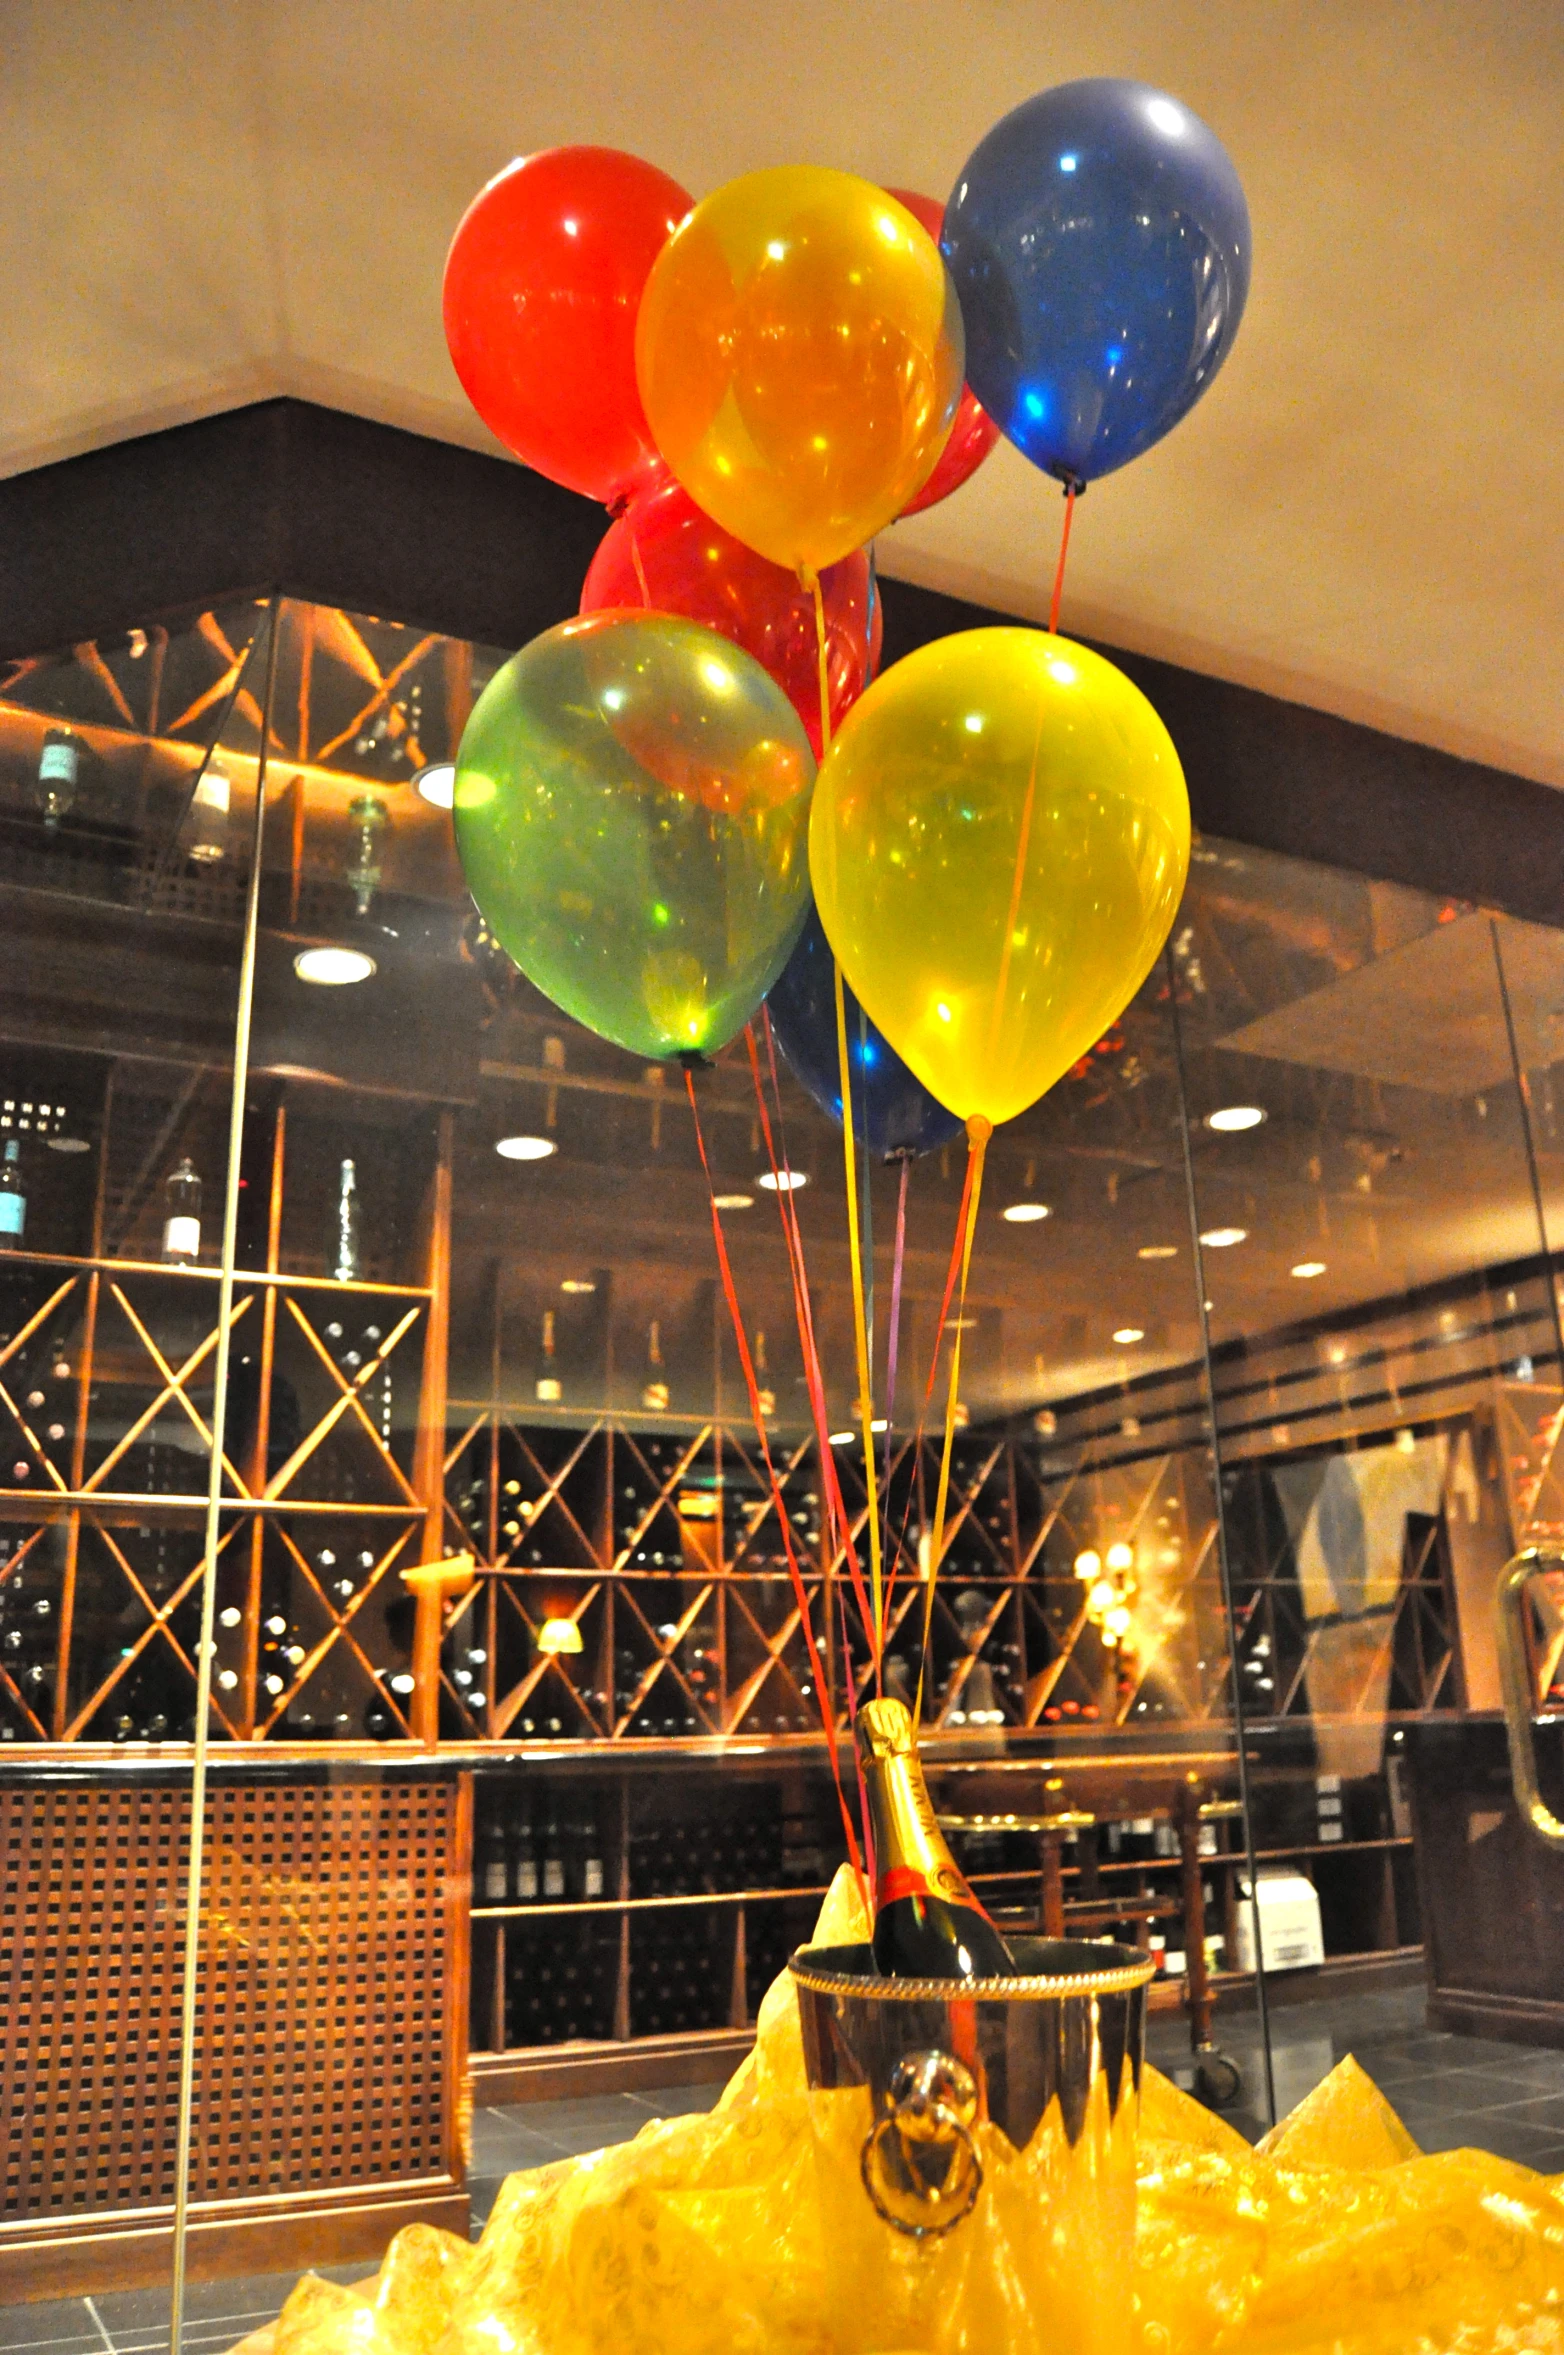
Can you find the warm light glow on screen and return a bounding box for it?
[1003,1201,1051,1224]
[414,762,455,809]
[1138,1244,1178,1260]
[758,1169,807,1193]
[495,1134,557,1161]
[1292,1260,1327,1279]
[1106,1542,1135,1574]
[829,1430,856,1447]
[537,1616,583,1656]
[1199,1227,1247,1249]
[1088,1578,1118,1615]
[294,946,376,986]
[1205,1105,1265,1133]
[560,1278,596,1294]
[1112,1327,1144,1346]
[712,1192,754,1210]
[1074,1549,1102,1581]
[1104,1603,1133,1639]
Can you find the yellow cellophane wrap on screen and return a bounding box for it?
[263,1869,1564,2355]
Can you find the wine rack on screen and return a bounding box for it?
[0,1076,452,1744]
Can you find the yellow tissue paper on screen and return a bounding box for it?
[262,1868,1564,2355]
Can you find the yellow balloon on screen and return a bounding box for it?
[809,630,1190,1126]
[635,166,964,577]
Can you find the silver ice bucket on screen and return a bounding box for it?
[789,1936,1153,2241]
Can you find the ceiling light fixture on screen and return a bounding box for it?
[1138,1244,1177,1260]
[294,945,377,986]
[712,1192,754,1210]
[1291,1260,1327,1279]
[495,1134,556,1161]
[758,1169,807,1193]
[1002,1201,1051,1224]
[414,762,456,809]
[559,1278,596,1294]
[828,1429,856,1447]
[1205,1106,1265,1132]
[1199,1227,1247,1249]
[1112,1327,1144,1345]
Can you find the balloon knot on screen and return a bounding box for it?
[966,1115,993,1149]
[605,491,632,521]
[678,1049,715,1072]
[797,563,818,594]
[1048,467,1087,498]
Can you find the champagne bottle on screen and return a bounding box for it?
[857,1696,1014,1979]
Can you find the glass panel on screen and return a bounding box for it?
[1176,841,1564,2163]
[0,601,268,2330]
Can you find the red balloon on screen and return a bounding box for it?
[579,474,882,758]
[443,146,692,506]
[886,189,1002,515]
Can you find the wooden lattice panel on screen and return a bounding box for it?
[0,1777,461,2220]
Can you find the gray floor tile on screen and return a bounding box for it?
[625,2081,725,2119]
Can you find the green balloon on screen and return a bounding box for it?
[454,611,816,1061]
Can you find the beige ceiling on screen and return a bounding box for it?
[6,1,1562,786]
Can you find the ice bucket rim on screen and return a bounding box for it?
[788,1936,1156,2003]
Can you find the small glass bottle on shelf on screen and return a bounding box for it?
[161,1157,202,1264]
[0,1140,26,1251]
[329,1157,362,1283]
[535,1310,561,1404]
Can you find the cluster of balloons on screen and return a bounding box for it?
[447,79,1246,1140]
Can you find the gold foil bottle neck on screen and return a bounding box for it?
[857,1696,916,1761]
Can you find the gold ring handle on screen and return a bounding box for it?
[1497,1547,1564,1851]
[858,2049,983,2238]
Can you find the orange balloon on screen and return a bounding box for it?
[636,167,964,576]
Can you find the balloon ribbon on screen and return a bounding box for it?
[683,1067,866,1896]
[746,1017,878,1676]
[915,1116,991,1727]
[810,570,886,1656]
[1048,483,1077,635]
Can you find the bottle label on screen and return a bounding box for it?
[515,1859,539,1900]
[543,1858,565,1898]
[39,744,77,784]
[0,1195,23,1237]
[862,1736,987,1919]
[483,1861,508,1900]
[163,1215,200,1259]
[583,1858,604,1899]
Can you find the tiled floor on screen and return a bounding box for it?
[10,1983,1564,2355]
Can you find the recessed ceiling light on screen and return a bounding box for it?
[1199,1227,1247,1249]
[414,762,456,809]
[713,1192,754,1210]
[869,1418,889,1433]
[46,1136,91,1154]
[495,1134,556,1161]
[1205,1106,1265,1133]
[1002,1201,1051,1224]
[294,945,376,986]
[560,1278,596,1294]
[828,1430,856,1446]
[758,1169,807,1193]
[1112,1327,1145,1345]
[1137,1244,1177,1260]
[1291,1260,1327,1279]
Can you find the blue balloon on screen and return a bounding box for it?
[943,78,1251,486]
[766,907,962,1161]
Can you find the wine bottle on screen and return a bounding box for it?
[514,1807,539,1901]
[541,1803,566,1899]
[161,1157,202,1264]
[857,1696,1014,1979]
[479,1817,509,1903]
[330,1157,362,1282]
[0,1140,25,1250]
[536,1309,561,1404]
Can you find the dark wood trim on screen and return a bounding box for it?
[1426,1987,1564,2047]
[0,2179,469,2304]
[470,2026,755,2104]
[3,397,1560,926]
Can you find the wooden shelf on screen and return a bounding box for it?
[0,1246,431,1297]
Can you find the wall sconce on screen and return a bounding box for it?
[537,1616,583,1656]
[183,761,231,865]
[1075,1540,1138,1648]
